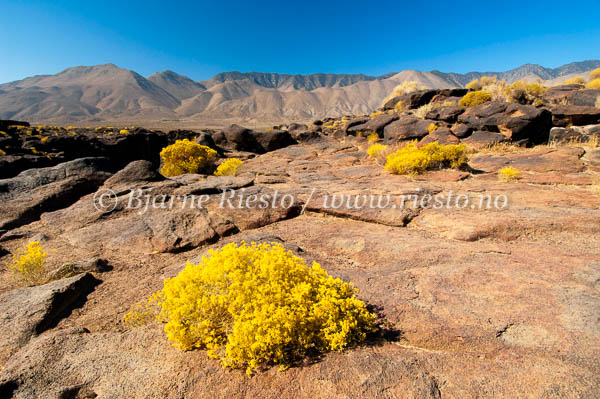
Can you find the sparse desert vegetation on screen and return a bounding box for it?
[459,90,492,106]
[384,141,469,175]
[159,139,218,177]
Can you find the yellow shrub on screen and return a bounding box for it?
[563,76,585,85]
[367,143,388,159]
[480,76,497,87]
[40,136,49,143]
[383,81,426,105]
[0,149,6,156]
[385,141,469,175]
[142,242,375,375]
[9,241,47,285]
[366,132,380,143]
[590,68,600,80]
[506,81,547,104]
[160,139,218,177]
[586,79,600,90]
[466,79,482,90]
[498,167,521,181]
[394,100,405,112]
[414,103,434,119]
[0,131,6,135]
[214,158,243,176]
[119,129,130,135]
[427,123,438,133]
[459,91,492,107]
[370,111,384,118]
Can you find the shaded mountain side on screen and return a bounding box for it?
[0,60,598,123]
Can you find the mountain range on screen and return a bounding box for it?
[1,60,599,127]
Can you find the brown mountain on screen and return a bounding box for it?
[1,60,598,126]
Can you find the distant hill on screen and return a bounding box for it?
[1,60,598,125]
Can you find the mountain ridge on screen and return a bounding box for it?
[1,60,598,125]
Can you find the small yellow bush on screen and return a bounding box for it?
[590,68,600,80]
[160,139,218,177]
[40,136,49,143]
[498,167,521,181]
[0,149,6,156]
[366,132,380,143]
[367,143,388,159]
[427,123,438,133]
[8,241,47,285]
[214,158,243,176]
[414,103,434,119]
[506,81,547,104]
[119,129,130,135]
[459,91,492,107]
[586,79,600,90]
[383,81,425,105]
[394,100,405,112]
[466,79,482,90]
[370,111,384,118]
[385,141,469,175]
[563,76,585,85]
[139,242,375,375]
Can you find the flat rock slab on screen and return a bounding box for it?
[0,273,99,364]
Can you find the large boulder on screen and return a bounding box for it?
[347,113,399,136]
[547,105,600,127]
[103,160,164,188]
[383,116,435,143]
[419,128,460,145]
[0,273,99,364]
[458,102,552,144]
[383,89,469,111]
[0,157,115,230]
[426,105,466,123]
[220,125,295,153]
[546,87,600,107]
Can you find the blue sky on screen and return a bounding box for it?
[1,0,599,83]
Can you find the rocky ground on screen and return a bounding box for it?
[0,86,599,398]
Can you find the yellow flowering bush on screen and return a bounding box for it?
[366,132,380,143]
[119,129,130,135]
[385,141,469,175]
[506,81,547,104]
[160,139,218,177]
[586,79,600,90]
[367,143,388,160]
[0,149,5,156]
[214,158,243,176]
[498,167,521,181]
[459,91,492,107]
[132,242,375,375]
[563,76,585,85]
[590,68,600,80]
[427,123,438,133]
[8,241,47,285]
[466,79,482,90]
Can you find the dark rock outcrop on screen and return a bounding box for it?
[458,102,552,144]
[347,113,399,136]
[383,116,435,143]
[547,105,600,127]
[0,157,115,230]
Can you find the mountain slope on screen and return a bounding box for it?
[0,60,598,124]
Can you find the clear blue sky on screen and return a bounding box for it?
[1,0,599,83]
